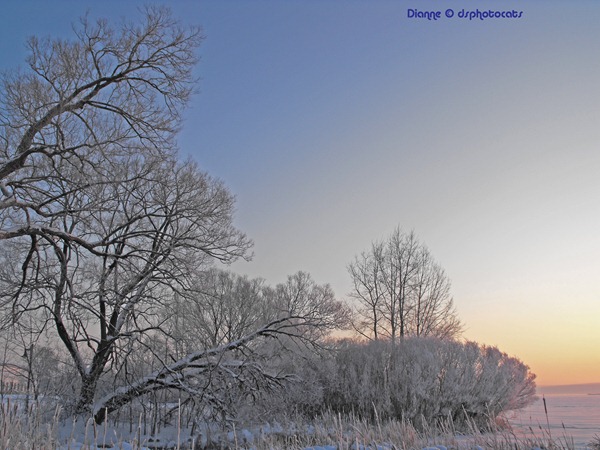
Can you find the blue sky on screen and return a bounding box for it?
[2,0,599,385]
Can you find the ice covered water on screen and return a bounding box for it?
[508,384,600,448]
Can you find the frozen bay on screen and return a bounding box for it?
[509,384,600,448]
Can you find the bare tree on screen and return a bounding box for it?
[0,8,256,419]
[0,9,352,424]
[169,269,271,351]
[348,242,385,341]
[348,228,462,342]
[407,246,461,339]
[0,322,65,413]
[0,148,252,415]
[383,229,420,342]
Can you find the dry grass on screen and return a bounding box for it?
[0,402,588,449]
[217,410,580,450]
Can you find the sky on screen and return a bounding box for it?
[1,0,599,386]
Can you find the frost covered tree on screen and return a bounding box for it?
[348,228,462,342]
[169,269,349,353]
[169,269,272,352]
[0,8,350,424]
[0,9,245,418]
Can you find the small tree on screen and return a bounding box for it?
[348,228,462,342]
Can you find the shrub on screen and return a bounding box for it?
[318,337,536,429]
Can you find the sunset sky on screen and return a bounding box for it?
[2,0,599,386]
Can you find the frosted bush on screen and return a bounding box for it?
[319,337,536,428]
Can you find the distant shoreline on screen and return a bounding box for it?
[538,382,600,396]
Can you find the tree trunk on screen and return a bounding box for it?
[75,374,100,415]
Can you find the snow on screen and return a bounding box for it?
[60,443,143,450]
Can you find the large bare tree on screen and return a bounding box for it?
[0,7,251,418]
[348,228,462,342]
[0,142,252,415]
[0,9,234,411]
[0,7,350,424]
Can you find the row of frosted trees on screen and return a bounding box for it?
[0,266,536,429]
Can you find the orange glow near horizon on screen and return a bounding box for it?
[460,298,600,387]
